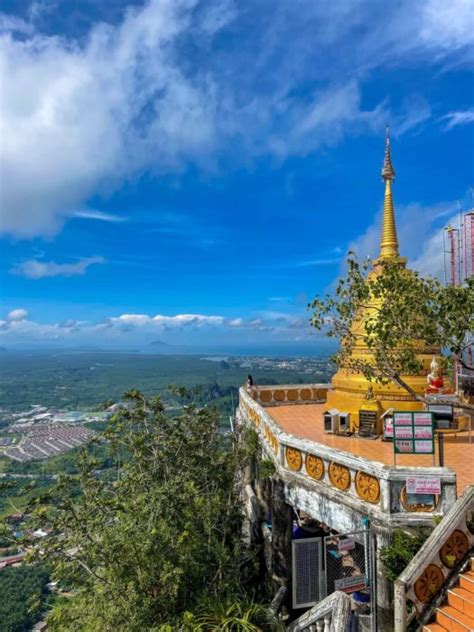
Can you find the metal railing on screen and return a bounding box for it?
[287,590,352,632]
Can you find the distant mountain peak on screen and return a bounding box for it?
[149,340,170,347]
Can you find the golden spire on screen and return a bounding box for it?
[379,126,400,259]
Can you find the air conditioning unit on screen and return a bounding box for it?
[323,408,340,433]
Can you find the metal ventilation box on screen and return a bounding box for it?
[292,537,323,609]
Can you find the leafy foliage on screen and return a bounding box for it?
[379,528,431,581]
[309,255,474,406]
[27,390,269,630]
[160,599,281,631]
[0,564,50,632]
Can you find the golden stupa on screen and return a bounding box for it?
[326,128,451,432]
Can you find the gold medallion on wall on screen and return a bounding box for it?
[355,471,380,504]
[439,530,469,568]
[286,447,303,471]
[414,564,444,603]
[305,454,325,480]
[328,462,351,491]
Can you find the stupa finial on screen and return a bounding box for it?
[379,126,399,258]
[381,125,395,181]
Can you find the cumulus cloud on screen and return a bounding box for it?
[1,0,472,238]
[0,307,319,346]
[7,308,29,321]
[11,256,105,279]
[108,313,225,329]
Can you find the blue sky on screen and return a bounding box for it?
[0,0,473,349]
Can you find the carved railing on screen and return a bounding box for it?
[287,590,352,631]
[394,485,474,632]
[239,387,457,520]
[251,383,330,407]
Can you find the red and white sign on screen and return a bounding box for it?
[406,476,441,494]
[395,426,413,439]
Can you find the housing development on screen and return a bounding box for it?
[0,405,105,461]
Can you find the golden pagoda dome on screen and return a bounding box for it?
[326,128,451,432]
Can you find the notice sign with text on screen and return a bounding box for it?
[334,574,368,593]
[406,476,441,494]
[393,411,434,455]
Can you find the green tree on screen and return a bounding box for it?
[27,390,269,631]
[0,564,50,632]
[309,256,474,410]
[379,528,431,581]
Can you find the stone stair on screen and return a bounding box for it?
[423,558,474,632]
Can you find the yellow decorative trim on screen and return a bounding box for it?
[355,471,380,504]
[306,454,325,480]
[286,447,303,471]
[328,462,351,491]
[263,425,278,454]
[414,564,444,604]
[271,434,279,454]
[316,388,328,400]
[439,530,469,568]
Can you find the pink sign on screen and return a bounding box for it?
[414,413,432,426]
[395,427,413,439]
[414,440,433,453]
[406,476,441,494]
[394,413,412,426]
[414,427,433,439]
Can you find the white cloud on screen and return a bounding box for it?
[7,308,29,321]
[1,0,472,238]
[0,13,33,35]
[11,256,105,279]
[70,210,128,222]
[442,110,474,129]
[296,258,341,268]
[0,309,318,347]
[0,307,323,346]
[109,313,225,328]
[420,0,474,51]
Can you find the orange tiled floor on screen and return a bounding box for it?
[268,404,474,494]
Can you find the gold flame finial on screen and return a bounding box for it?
[379,126,399,258]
